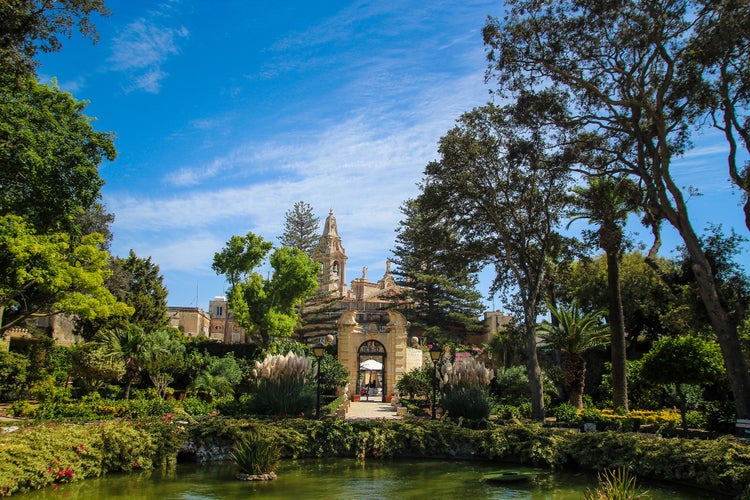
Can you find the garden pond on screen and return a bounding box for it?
[19,458,722,499]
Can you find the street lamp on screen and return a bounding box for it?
[313,342,325,418]
[429,344,442,420]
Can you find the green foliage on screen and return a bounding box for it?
[538,300,609,354]
[190,353,243,401]
[552,401,580,425]
[0,75,116,237]
[558,252,677,341]
[391,197,485,342]
[0,350,29,400]
[116,250,170,331]
[213,233,319,345]
[279,201,321,258]
[0,419,183,496]
[640,335,726,431]
[418,95,574,421]
[0,0,110,78]
[70,341,125,394]
[493,365,558,406]
[396,366,432,402]
[317,352,349,396]
[250,379,315,417]
[29,376,70,404]
[180,395,216,416]
[485,0,750,421]
[538,300,609,408]
[249,352,316,417]
[231,432,280,475]
[440,386,493,423]
[0,216,132,331]
[2,418,750,497]
[584,468,649,500]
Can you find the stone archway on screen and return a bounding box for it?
[358,340,386,401]
[337,309,419,402]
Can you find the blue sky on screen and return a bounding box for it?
[37,0,749,312]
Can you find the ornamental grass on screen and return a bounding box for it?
[439,357,494,421]
[249,352,316,417]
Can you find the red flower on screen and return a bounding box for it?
[133,460,141,468]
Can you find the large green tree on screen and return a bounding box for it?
[279,201,321,259]
[213,233,320,346]
[0,76,116,236]
[0,0,109,79]
[0,214,132,332]
[75,250,169,339]
[418,93,575,421]
[559,252,678,342]
[113,250,169,332]
[484,0,750,418]
[391,197,485,343]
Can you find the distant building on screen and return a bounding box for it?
[208,296,245,343]
[481,310,514,343]
[167,306,210,339]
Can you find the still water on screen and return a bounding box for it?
[20,458,720,499]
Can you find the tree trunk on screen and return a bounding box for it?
[562,354,586,409]
[606,250,628,412]
[676,383,689,435]
[678,218,750,419]
[525,317,545,421]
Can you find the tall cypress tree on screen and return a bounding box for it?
[391,197,484,343]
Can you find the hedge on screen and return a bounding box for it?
[1,418,748,497]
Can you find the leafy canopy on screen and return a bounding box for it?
[0,214,132,331]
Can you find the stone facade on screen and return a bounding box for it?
[208,296,244,343]
[167,306,210,338]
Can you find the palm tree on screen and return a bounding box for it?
[538,300,610,408]
[569,175,640,411]
[95,325,153,399]
[190,355,242,401]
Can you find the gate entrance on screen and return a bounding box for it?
[358,340,386,402]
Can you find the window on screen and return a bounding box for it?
[216,306,223,316]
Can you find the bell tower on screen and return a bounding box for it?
[317,209,348,297]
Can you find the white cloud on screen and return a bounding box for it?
[108,14,189,93]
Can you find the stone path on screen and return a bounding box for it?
[346,400,403,420]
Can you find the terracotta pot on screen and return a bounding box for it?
[385,395,393,403]
[351,395,361,402]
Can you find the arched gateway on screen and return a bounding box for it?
[337,310,421,402]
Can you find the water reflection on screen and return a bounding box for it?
[19,458,717,499]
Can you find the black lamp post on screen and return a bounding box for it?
[313,342,325,418]
[429,344,442,420]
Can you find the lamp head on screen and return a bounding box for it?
[313,342,325,359]
[429,344,442,363]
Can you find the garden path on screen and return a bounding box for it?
[346,400,402,420]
